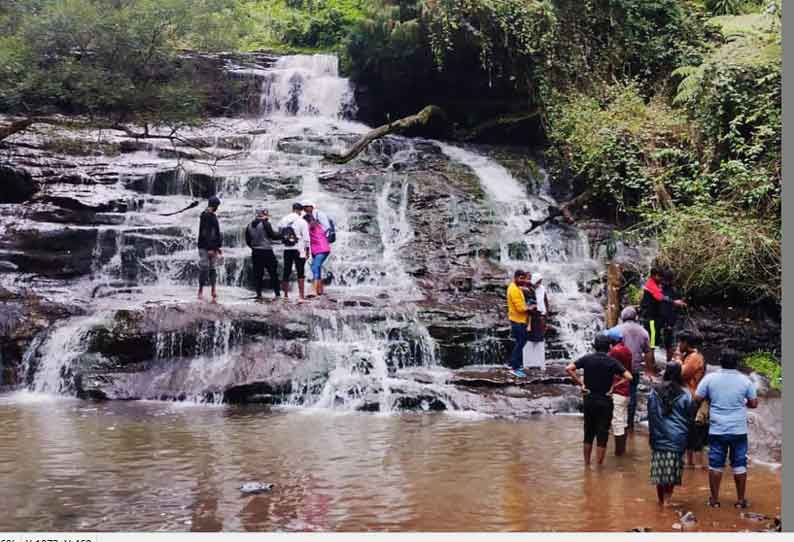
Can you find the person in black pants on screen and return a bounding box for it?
[197,196,222,302]
[245,208,281,300]
[566,333,634,466]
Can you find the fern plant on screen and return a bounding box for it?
[706,0,742,15]
[672,64,707,105]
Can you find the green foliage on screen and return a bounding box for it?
[706,0,742,15]
[633,203,780,301]
[625,283,643,306]
[546,82,690,215]
[743,351,782,390]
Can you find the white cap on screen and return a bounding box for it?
[534,273,543,282]
[302,201,317,208]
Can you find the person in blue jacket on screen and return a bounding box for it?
[647,363,694,506]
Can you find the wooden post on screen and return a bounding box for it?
[606,262,622,328]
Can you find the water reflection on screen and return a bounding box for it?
[0,396,781,532]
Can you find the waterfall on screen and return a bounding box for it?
[436,143,603,361]
[260,54,357,119]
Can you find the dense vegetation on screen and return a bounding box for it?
[0,0,782,305]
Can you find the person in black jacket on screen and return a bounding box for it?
[245,208,281,300]
[197,196,222,302]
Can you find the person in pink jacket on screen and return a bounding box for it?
[305,213,331,297]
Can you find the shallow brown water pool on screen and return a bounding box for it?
[0,393,780,532]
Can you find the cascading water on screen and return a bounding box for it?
[437,143,603,361]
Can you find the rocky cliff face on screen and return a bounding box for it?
[0,53,781,420]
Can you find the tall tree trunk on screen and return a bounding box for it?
[606,262,623,328]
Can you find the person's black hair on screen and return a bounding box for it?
[663,362,684,387]
[292,202,304,211]
[720,349,741,370]
[678,329,702,347]
[513,269,527,279]
[593,333,611,353]
[208,195,221,209]
[650,265,662,277]
[662,268,675,282]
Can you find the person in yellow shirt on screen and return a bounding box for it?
[507,269,532,378]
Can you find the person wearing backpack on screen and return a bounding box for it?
[302,202,337,244]
[245,208,281,301]
[304,212,331,297]
[278,202,310,303]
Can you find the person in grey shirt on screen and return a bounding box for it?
[609,306,653,432]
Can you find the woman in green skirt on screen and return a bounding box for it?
[647,363,694,506]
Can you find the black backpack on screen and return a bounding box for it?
[326,218,337,244]
[280,224,298,247]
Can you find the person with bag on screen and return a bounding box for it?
[278,202,310,303]
[245,208,281,301]
[647,363,694,507]
[676,330,708,469]
[304,212,331,298]
[303,202,337,244]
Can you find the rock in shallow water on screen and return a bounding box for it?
[240,482,273,495]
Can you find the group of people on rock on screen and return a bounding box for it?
[196,196,336,303]
[507,266,760,510]
[506,269,551,378]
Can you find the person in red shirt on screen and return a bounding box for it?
[606,327,633,456]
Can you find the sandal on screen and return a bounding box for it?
[708,498,721,509]
[735,500,750,509]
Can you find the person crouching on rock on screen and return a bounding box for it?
[647,363,693,507]
[197,195,222,302]
[305,212,331,298]
[245,208,281,301]
[566,333,633,466]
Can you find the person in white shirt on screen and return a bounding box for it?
[534,273,550,316]
[277,202,310,302]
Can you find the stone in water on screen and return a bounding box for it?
[240,482,273,494]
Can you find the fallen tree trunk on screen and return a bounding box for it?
[323,105,445,164]
[0,118,35,141]
[523,190,592,234]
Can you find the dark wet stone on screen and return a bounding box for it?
[1,165,39,203]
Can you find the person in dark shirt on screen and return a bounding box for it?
[197,196,222,302]
[640,266,686,362]
[566,333,633,466]
[245,208,281,300]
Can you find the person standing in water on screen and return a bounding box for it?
[606,328,632,456]
[278,202,310,303]
[695,349,758,509]
[676,330,708,469]
[647,363,693,507]
[197,196,222,302]
[507,269,532,378]
[304,212,331,298]
[614,306,653,432]
[566,333,633,466]
[245,208,281,301]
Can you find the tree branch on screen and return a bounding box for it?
[323,105,445,164]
